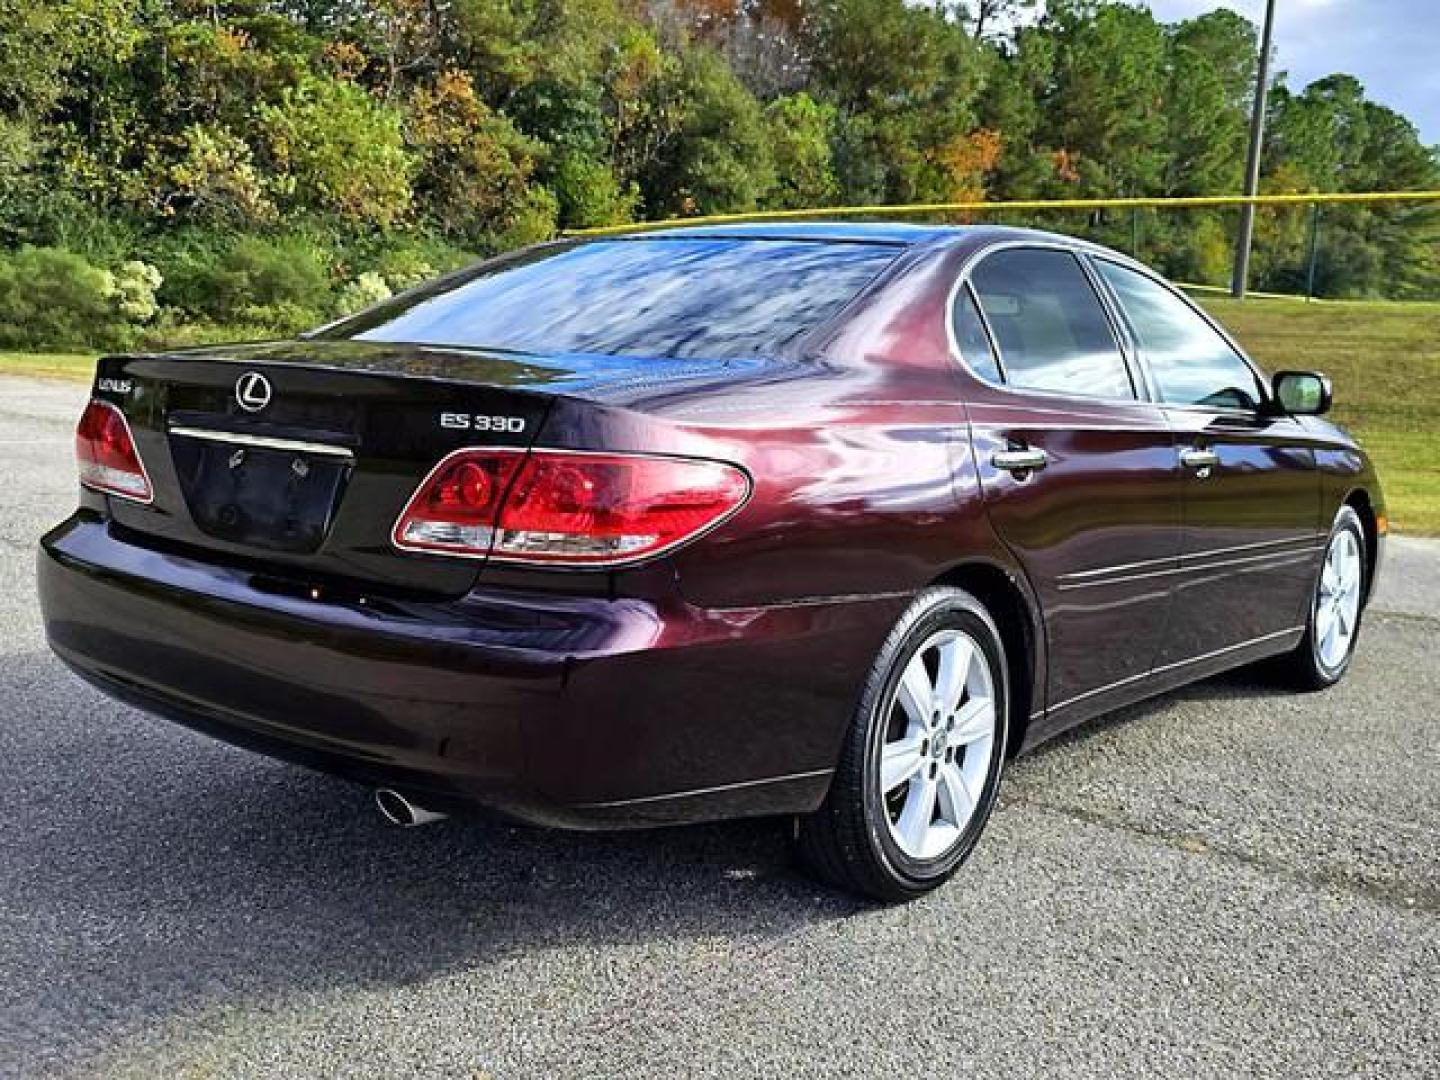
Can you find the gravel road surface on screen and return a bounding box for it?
[3,375,1437,1079]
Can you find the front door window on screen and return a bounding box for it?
[1093,259,1266,411]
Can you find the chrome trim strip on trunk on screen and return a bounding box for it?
[167,426,356,461]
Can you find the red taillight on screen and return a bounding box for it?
[392,449,751,565]
[391,449,525,557]
[496,452,751,564]
[75,398,152,503]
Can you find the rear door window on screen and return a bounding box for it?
[315,238,898,361]
[970,248,1135,400]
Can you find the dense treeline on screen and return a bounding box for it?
[2,0,1437,349]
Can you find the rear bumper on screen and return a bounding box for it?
[39,515,906,827]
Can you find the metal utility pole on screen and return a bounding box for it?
[1231,0,1278,299]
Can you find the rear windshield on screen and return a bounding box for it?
[315,238,898,361]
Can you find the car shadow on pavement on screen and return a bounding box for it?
[5,649,1293,1072]
[2,649,865,1072]
[1016,661,1291,764]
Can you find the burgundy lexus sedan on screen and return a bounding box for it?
[39,224,1384,900]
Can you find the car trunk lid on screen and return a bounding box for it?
[93,341,563,597]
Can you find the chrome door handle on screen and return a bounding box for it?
[992,448,1048,473]
[1179,447,1219,469]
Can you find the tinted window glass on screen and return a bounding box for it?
[952,285,1002,382]
[971,249,1133,399]
[1095,260,1266,410]
[316,239,897,361]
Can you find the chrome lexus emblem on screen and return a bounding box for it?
[235,372,272,412]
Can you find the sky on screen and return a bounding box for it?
[1139,0,1440,145]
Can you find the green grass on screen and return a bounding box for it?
[1200,297,1440,535]
[4,298,1439,533]
[0,350,95,381]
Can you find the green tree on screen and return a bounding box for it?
[972,26,1055,198]
[1035,0,1169,197]
[639,47,775,216]
[0,246,129,347]
[549,153,639,227]
[406,69,545,243]
[806,0,983,203]
[148,123,276,222]
[1259,76,1440,296]
[0,0,142,226]
[1,0,1438,328]
[259,75,414,227]
[1162,9,1254,196]
[763,93,839,209]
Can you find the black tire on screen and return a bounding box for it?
[1276,504,1368,690]
[796,587,1009,903]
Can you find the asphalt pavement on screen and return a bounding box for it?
[2,375,1437,1079]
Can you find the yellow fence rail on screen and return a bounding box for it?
[563,189,1440,238]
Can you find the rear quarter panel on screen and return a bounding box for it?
[503,243,1016,611]
[474,240,1050,793]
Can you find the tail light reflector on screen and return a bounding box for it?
[76,398,153,503]
[393,449,750,565]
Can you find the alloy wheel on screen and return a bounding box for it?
[1316,527,1363,671]
[877,629,997,861]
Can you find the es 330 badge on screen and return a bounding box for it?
[439,412,527,433]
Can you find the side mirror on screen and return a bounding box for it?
[1272,370,1332,416]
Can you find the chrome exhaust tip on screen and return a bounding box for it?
[375,788,448,827]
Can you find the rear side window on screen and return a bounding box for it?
[952,285,1002,382]
[315,239,897,361]
[1094,259,1267,411]
[970,248,1134,400]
